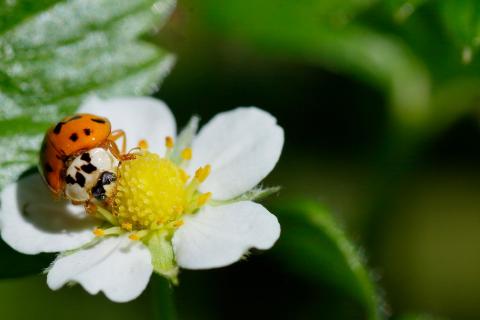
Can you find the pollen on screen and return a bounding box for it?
[114,152,188,230]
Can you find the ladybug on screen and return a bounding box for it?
[39,113,127,204]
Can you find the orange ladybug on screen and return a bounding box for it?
[39,114,126,203]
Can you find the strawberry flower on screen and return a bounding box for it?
[0,96,284,302]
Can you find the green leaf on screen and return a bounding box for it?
[147,230,178,283]
[440,0,480,63]
[0,0,176,190]
[272,200,384,320]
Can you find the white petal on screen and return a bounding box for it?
[0,174,97,254]
[78,96,176,155]
[189,107,284,200]
[173,201,280,269]
[47,235,153,303]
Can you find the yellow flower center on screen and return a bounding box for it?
[114,152,188,230]
[91,137,212,240]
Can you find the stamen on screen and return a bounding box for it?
[129,234,139,241]
[174,205,184,215]
[179,170,189,183]
[165,136,174,158]
[138,139,149,150]
[181,148,192,161]
[195,165,211,183]
[121,222,133,231]
[93,228,105,237]
[185,165,212,201]
[165,136,174,149]
[128,230,149,240]
[197,192,212,206]
[93,226,122,237]
[173,220,184,228]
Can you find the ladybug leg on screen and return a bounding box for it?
[106,140,135,161]
[84,200,97,215]
[106,139,122,160]
[104,196,115,209]
[70,200,83,206]
[109,129,127,154]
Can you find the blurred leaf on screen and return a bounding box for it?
[384,0,428,22]
[307,0,378,23]
[395,314,446,320]
[0,240,52,279]
[200,0,430,129]
[0,275,153,319]
[272,200,384,320]
[0,0,176,190]
[440,0,480,63]
[429,77,480,133]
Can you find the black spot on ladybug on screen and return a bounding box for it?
[75,172,86,187]
[67,115,82,122]
[65,175,76,185]
[91,118,106,124]
[80,152,91,162]
[92,172,116,200]
[84,128,91,136]
[81,163,97,174]
[45,163,53,173]
[92,185,106,200]
[69,133,79,142]
[101,171,116,185]
[53,122,64,134]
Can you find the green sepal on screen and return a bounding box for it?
[210,185,281,206]
[147,230,179,284]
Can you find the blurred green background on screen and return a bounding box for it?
[2,0,480,319]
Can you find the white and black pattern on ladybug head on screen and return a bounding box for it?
[92,171,117,200]
[64,147,118,202]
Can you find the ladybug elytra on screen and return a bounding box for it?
[39,113,127,204]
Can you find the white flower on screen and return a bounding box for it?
[0,96,284,302]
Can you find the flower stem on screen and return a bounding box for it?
[151,274,177,320]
